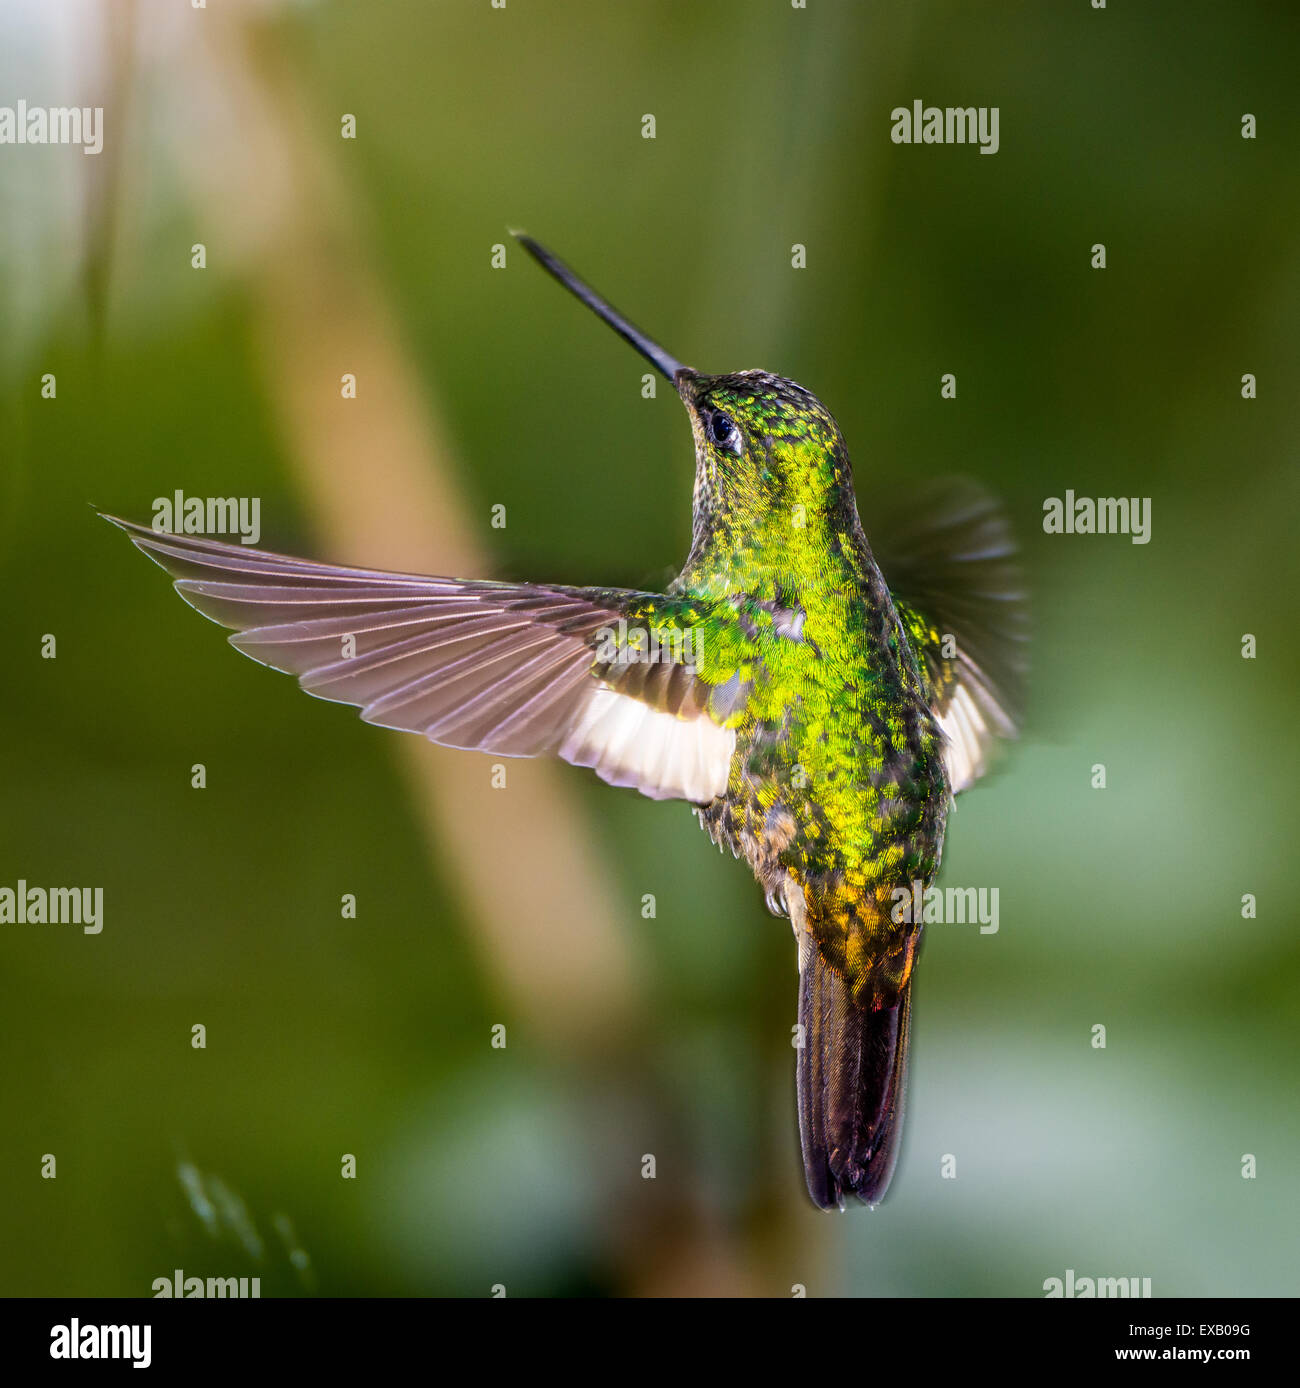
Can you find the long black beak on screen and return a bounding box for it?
[511,231,690,384]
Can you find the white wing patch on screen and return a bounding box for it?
[559,686,735,804]
[103,515,738,808]
[936,679,1012,796]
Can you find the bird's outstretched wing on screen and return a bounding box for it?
[878,479,1028,794]
[104,517,735,805]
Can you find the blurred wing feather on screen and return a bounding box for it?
[876,479,1028,794]
[105,517,734,804]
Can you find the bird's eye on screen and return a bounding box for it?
[709,411,737,447]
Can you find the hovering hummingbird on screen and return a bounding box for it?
[105,233,1025,1209]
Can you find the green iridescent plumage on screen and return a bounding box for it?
[578,358,1025,1207]
[104,235,1026,1211]
[619,372,952,1011]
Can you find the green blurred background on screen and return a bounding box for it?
[2,0,1297,1297]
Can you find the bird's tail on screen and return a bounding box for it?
[796,948,912,1210]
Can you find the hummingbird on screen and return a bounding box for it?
[104,233,1025,1210]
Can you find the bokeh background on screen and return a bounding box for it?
[2,0,1297,1297]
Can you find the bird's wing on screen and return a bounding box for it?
[878,479,1028,794]
[104,517,736,805]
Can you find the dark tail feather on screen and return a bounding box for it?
[797,950,912,1210]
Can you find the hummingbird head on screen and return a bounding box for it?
[672,368,858,555]
[513,233,861,569]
